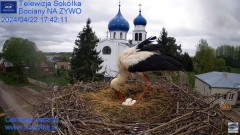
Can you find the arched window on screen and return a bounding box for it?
[120,32,123,39]
[102,46,111,55]
[139,33,142,41]
[135,33,138,41]
[113,32,116,39]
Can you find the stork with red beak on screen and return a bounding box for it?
[110,36,184,107]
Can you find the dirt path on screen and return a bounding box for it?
[0,81,40,134]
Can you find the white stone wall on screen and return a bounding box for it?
[195,77,238,105]
[194,78,211,96]
[27,78,48,88]
[132,25,147,45]
[109,31,128,43]
[96,39,129,77]
[134,25,146,30]
[211,88,238,105]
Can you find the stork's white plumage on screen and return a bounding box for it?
[110,36,184,107]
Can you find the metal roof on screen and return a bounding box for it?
[0,58,14,67]
[195,71,240,89]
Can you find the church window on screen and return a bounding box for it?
[139,33,142,41]
[120,32,123,39]
[135,33,138,41]
[113,32,116,39]
[102,46,111,55]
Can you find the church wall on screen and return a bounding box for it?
[134,25,146,31]
[132,29,147,45]
[96,39,130,77]
[110,31,128,41]
[96,40,118,77]
[117,44,129,56]
[95,4,148,78]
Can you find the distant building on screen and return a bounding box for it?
[0,58,14,72]
[55,61,70,70]
[195,71,240,105]
[96,3,147,78]
[40,60,52,73]
[44,53,71,70]
[53,57,70,70]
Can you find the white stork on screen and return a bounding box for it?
[110,36,184,107]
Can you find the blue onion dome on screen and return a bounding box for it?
[108,6,130,32]
[133,11,147,26]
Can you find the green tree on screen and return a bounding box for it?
[215,58,226,67]
[157,28,182,57]
[2,37,43,80]
[194,39,216,73]
[214,58,227,71]
[181,52,193,71]
[70,18,103,82]
[216,45,240,68]
[157,28,193,71]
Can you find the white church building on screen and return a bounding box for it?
[96,3,148,79]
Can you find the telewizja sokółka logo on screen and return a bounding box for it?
[0,1,17,14]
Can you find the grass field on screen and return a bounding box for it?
[0,73,44,91]
[36,75,69,86]
[187,72,195,89]
[231,67,240,74]
[0,71,69,92]
[0,73,27,86]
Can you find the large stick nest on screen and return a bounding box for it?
[28,77,232,135]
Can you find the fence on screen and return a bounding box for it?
[27,78,48,88]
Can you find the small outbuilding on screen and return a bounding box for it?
[0,58,14,72]
[195,71,240,106]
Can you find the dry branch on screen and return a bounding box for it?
[29,79,232,135]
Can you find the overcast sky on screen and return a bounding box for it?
[0,0,240,56]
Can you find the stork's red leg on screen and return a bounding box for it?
[114,90,125,102]
[132,73,151,108]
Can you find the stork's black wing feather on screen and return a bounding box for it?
[136,36,157,49]
[137,44,163,52]
[128,54,184,73]
[134,36,185,71]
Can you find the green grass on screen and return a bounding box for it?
[0,73,44,91]
[231,67,240,74]
[36,76,69,86]
[187,72,195,89]
[171,72,195,89]
[0,107,19,135]
[0,73,28,86]
[0,71,69,92]
[27,84,44,91]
